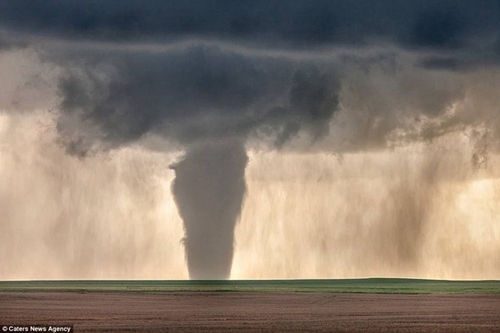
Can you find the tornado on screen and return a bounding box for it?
[170,142,248,280]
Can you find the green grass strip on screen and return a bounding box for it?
[1,278,500,294]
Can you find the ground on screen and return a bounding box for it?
[1,291,500,332]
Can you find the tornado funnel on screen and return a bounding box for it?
[170,142,248,279]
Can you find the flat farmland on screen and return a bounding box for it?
[1,279,499,332]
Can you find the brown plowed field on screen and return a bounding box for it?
[1,292,499,332]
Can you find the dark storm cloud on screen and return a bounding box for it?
[2,0,496,152]
[1,0,499,151]
[418,56,462,71]
[0,31,27,51]
[0,0,341,44]
[56,45,341,152]
[1,0,499,51]
[406,10,465,49]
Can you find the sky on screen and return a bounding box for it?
[1,0,500,152]
[1,1,500,280]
